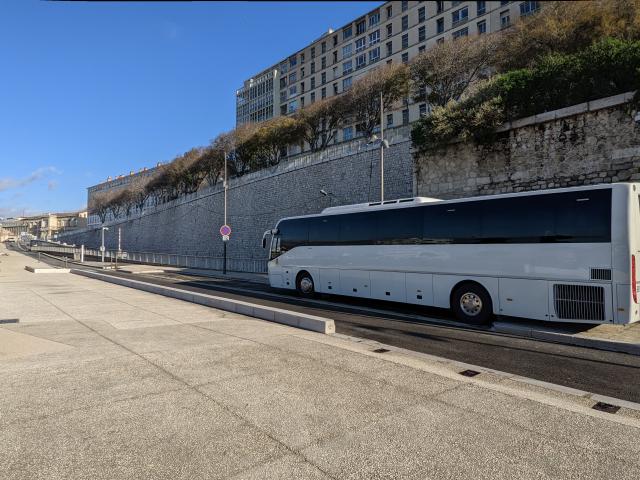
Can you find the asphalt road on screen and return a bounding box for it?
[18,248,640,403]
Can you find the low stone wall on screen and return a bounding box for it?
[415,92,640,199]
[59,128,414,271]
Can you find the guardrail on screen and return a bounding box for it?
[29,243,268,273]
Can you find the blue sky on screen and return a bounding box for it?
[0,0,381,218]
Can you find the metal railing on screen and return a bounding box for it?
[29,243,268,273]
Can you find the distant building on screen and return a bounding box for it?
[236,0,540,151]
[0,211,88,241]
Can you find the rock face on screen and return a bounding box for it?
[415,98,640,200]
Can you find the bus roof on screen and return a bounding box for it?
[276,182,632,225]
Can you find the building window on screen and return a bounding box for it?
[311,47,315,59]
[301,81,305,93]
[300,96,305,108]
[477,20,487,34]
[280,90,287,102]
[356,53,366,69]
[369,10,380,26]
[311,76,316,89]
[333,66,338,78]
[386,5,392,18]
[301,53,305,64]
[477,0,486,15]
[418,25,426,42]
[342,76,352,90]
[289,55,297,68]
[289,72,297,83]
[500,10,511,28]
[402,15,408,31]
[418,6,426,23]
[321,57,326,69]
[280,61,288,74]
[402,108,409,125]
[369,29,380,45]
[452,27,468,40]
[520,1,540,15]
[355,37,366,52]
[437,17,444,33]
[386,23,393,37]
[452,7,468,25]
[343,60,353,74]
[342,43,352,58]
[418,45,426,53]
[437,1,444,13]
[311,62,315,74]
[386,40,393,56]
[321,41,326,54]
[401,0,408,12]
[333,51,338,63]
[321,87,327,99]
[333,35,338,47]
[289,85,297,96]
[301,67,305,77]
[343,126,353,141]
[356,18,366,35]
[280,77,287,89]
[321,72,326,84]
[343,25,353,39]
[333,82,338,95]
[402,33,409,49]
[310,92,316,103]
[288,100,298,113]
[386,113,394,126]
[401,52,409,64]
[369,46,380,63]
[419,104,428,117]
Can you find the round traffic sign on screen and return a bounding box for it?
[219,224,231,236]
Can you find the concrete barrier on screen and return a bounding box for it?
[25,266,70,274]
[71,269,335,334]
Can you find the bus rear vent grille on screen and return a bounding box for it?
[553,284,605,321]
[590,268,612,281]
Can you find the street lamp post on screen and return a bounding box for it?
[223,151,228,275]
[367,92,389,203]
[101,227,109,264]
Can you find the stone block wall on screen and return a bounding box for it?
[415,94,640,199]
[59,128,414,271]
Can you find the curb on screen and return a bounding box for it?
[71,269,335,334]
[492,321,640,356]
[25,266,70,274]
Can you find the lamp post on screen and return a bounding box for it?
[101,227,109,264]
[223,150,228,275]
[320,189,339,206]
[367,92,389,202]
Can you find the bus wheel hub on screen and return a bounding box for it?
[300,277,313,293]
[460,293,482,316]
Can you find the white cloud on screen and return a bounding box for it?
[0,167,60,193]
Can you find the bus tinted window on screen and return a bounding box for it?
[554,189,611,242]
[279,219,308,252]
[308,216,339,245]
[376,208,421,244]
[481,195,555,242]
[339,212,377,244]
[423,203,482,243]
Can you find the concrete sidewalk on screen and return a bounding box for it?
[2,244,640,479]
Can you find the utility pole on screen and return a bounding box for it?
[223,150,228,275]
[380,91,384,203]
[101,227,108,264]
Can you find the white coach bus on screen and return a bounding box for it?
[262,183,640,325]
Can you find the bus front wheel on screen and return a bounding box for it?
[451,283,493,325]
[296,271,316,298]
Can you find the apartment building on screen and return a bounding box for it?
[235,0,540,147]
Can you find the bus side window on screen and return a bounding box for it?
[422,203,482,244]
[554,190,611,242]
[279,219,309,252]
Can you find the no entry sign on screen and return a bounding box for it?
[219,224,231,237]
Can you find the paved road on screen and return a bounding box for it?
[20,249,640,403]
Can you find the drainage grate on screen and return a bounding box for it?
[0,319,19,324]
[592,402,620,414]
[460,369,481,377]
[372,348,390,354]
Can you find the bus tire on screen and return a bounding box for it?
[451,282,493,325]
[296,271,316,298]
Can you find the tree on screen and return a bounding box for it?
[198,140,225,187]
[167,148,209,195]
[145,163,175,204]
[128,175,151,214]
[345,62,410,138]
[225,123,262,176]
[253,116,305,165]
[295,95,351,151]
[410,34,499,107]
[88,190,112,224]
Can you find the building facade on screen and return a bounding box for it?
[0,211,88,241]
[235,0,539,147]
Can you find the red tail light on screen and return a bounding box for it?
[633,255,638,304]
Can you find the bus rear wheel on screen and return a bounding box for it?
[296,271,316,298]
[451,283,493,325]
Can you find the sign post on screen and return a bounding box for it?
[220,224,231,274]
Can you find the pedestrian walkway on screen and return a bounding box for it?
[2,242,640,479]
